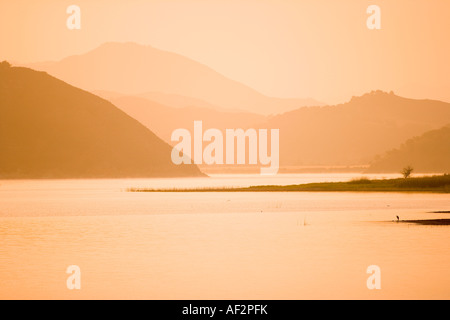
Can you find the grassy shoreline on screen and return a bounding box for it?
[128,174,450,193]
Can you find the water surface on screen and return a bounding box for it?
[0,174,449,299]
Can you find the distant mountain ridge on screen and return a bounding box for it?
[26,42,323,115]
[260,90,450,166]
[0,64,203,178]
[367,125,450,173]
[93,90,240,113]
[110,95,266,144]
[10,52,450,174]
[106,89,450,172]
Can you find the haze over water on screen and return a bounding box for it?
[0,174,449,300]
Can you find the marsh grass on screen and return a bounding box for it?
[128,174,450,193]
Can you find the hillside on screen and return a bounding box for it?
[94,91,225,112]
[367,125,450,173]
[0,63,203,178]
[106,90,450,171]
[260,91,450,166]
[110,96,265,144]
[26,42,323,115]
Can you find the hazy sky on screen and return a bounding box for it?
[1,0,449,103]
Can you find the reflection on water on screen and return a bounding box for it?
[0,174,449,299]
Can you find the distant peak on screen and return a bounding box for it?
[350,90,396,102]
[366,90,395,96]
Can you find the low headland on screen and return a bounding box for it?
[128,174,450,193]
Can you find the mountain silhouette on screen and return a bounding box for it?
[0,64,203,178]
[136,92,248,113]
[109,96,265,144]
[104,90,450,171]
[260,91,450,167]
[94,90,239,113]
[26,42,323,115]
[367,125,450,173]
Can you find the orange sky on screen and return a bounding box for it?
[1,0,449,103]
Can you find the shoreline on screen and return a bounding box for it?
[397,219,450,226]
[128,174,450,193]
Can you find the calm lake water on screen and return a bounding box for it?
[0,174,449,300]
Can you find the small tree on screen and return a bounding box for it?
[401,166,414,179]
